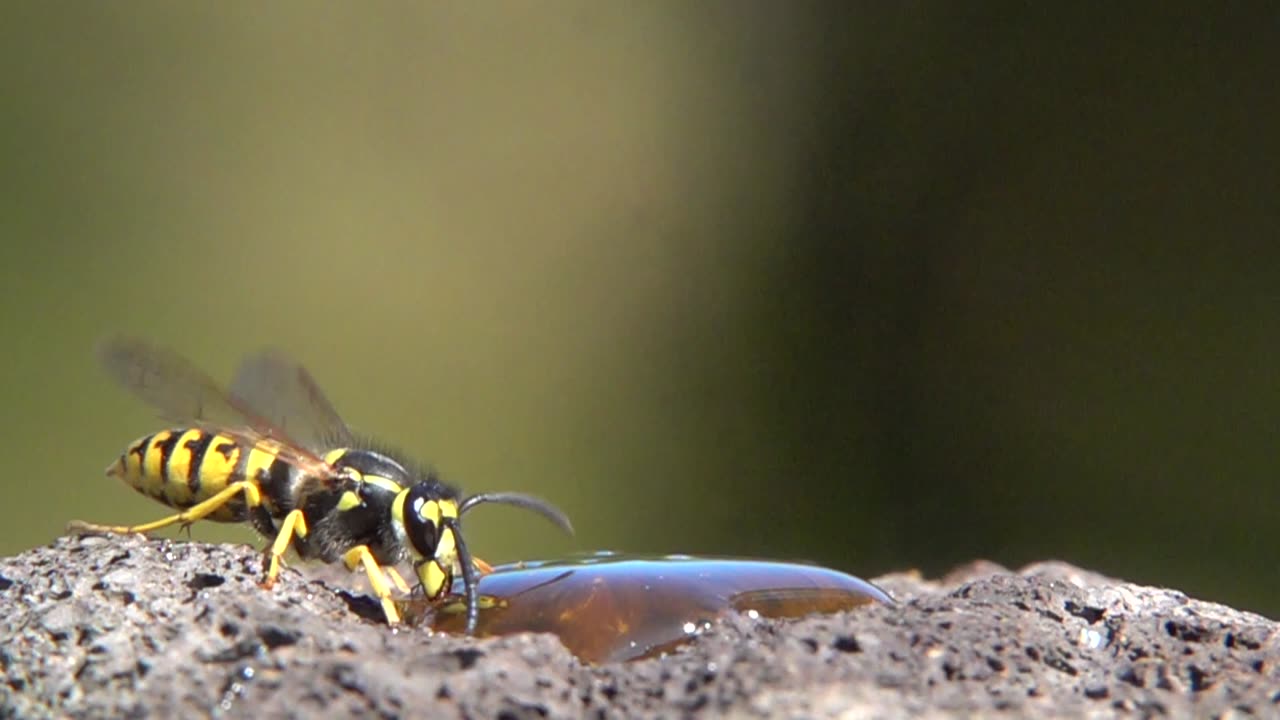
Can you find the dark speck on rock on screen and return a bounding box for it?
[452,648,484,670]
[257,625,300,649]
[1165,619,1213,643]
[0,535,1278,718]
[329,663,365,693]
[1064,600,1106,624]
[205,639,266,664]
[188,573,226,590]
[832,634,860,653]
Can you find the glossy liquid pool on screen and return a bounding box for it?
[406,554,892,663]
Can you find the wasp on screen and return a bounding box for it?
[68,337,573,634]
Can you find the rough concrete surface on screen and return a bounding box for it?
[1,536,1277,719]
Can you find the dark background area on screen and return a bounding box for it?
[2,4,1277,617]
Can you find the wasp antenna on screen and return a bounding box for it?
[443,516,481,635]
[458,492,574,536]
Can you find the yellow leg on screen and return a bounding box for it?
[343,545,401,625]
[67,481,262,535]
[261,509,308,590]
[385,566,411,594]
[474,556,495,575]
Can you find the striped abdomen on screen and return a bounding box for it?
[107,428,300,523]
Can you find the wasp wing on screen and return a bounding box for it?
[227,349,356,453]
[98,336,267,429]
[97,336,332,468]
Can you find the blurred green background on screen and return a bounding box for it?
[2,4,1277,616]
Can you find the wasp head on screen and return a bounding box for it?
[396,480,574,635]
[396,482,464,600]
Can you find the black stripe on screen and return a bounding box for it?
[155,431,183,482]
[128,434,153,465]
[219,440,246,484]
[260,456,295,512]
[184,432,216,493]
[213,440,238,460]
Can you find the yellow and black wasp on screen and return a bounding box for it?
[68,336,573,634]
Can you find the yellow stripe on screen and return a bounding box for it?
[161,429,205,506]
[435,500,460,573]
[336,490,361,511]
[195,433,242,498]
[140,431,173,498]
[413,498,456,564]
[420,560,450,599]
[244,444,280,490]
[204,427,254,517]
[392,489,408,528]
[323,448,346,465]
[114,434,150,481]
[363,475,404,495]
[419,499,442,526]
[435,523,456,565]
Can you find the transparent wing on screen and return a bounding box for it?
[228,348,355,452]
[98,336,271,431]
[97,336,333,470]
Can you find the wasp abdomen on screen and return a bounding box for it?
[107,428,297,523]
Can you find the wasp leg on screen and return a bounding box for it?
[343,545,401,625]
[473,557,495,575]
[68,481,263,535]
[384,566,411,595]
[261,509,308,590]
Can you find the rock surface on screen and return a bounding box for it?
[1,536,1276,719]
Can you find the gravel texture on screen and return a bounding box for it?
[1,536,1277,719]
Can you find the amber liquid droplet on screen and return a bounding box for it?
[406,554,892,664]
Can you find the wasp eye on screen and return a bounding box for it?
[403,486,439,559]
